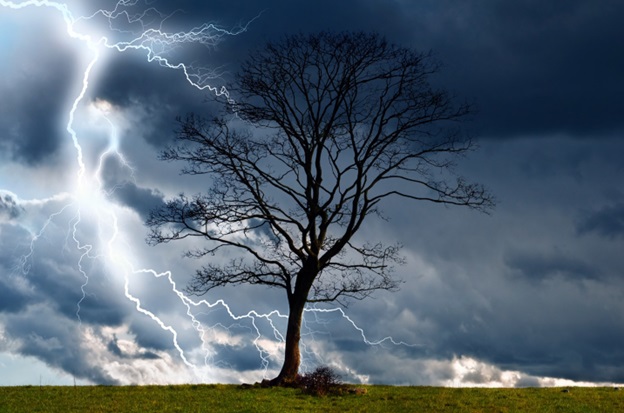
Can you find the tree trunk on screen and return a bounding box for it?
[269,295,306,386]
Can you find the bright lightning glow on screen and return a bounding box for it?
[1,0,415,384]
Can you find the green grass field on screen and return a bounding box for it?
[0,385,622,413]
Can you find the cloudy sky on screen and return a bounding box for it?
[1,0,624,387]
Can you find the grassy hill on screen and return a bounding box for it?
[0,384,622,412]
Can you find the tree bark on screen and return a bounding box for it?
[270,295,306,385]
[269,264,317,386]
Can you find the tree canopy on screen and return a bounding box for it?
[147,31,494,384]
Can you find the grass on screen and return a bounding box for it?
[0,385,622,413]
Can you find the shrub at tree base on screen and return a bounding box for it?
[296,366,345,397]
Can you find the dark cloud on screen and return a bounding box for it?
[127,317,177,352]
[92,57,199,148]
[211,342,266,372]
[4,309,120,385]
[347,135,624,384]
[166,0,624,139]
[408,0,624,138]
[107,336,124,357]
[0,224,33,313]
[0,213,129,325]
[0,21,77,165]
[0,275,32,313]
[90,0,413,149]
[505,250,599,282]
[157,0,411,44]
[577,203,624,239]
[0,193,23,220]
[0,202,181,383]
[90,0,624,147]
[108,335,160,360]
[404,278,624,383]
[110,183,166,221]
[101,156,165,220]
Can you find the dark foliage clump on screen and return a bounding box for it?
[297,366,343,396]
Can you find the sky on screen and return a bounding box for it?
[1,0,624,387]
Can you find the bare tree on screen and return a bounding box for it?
[147,32,493,385]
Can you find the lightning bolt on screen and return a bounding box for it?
[2,0,416,384]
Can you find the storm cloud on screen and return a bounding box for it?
[0,192,23,220]
[1,0,624,386]
[577,203,624,240]
[0,14,77,166]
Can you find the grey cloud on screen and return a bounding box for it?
[0,204,135,382]
[107,335,160,360]
[344,136,624,384]
[0,275,32,314]
[505,250,599,282]
[90,0,412,148]
[244,1,622,140]
[0,26,77,166]
[4,309,120,385]
[211,342,266,372]
[0,223,34,313]
[462,368,502,386]
[0,193,24,220]
[88,0,624,151]
[0,216,174,384]
[108,182,165,222]
[577,203,624,239]
[515,376,542,388]
[21,245,125,325]
[107,336,124,358]
[420,286,624,383]
[178,0,624,139]
[0,218,129,325]
[127,316,182,352]
[458,282,624,383]
[141,351,161,360]
[101,156,165,220]
[396,0,624,139]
